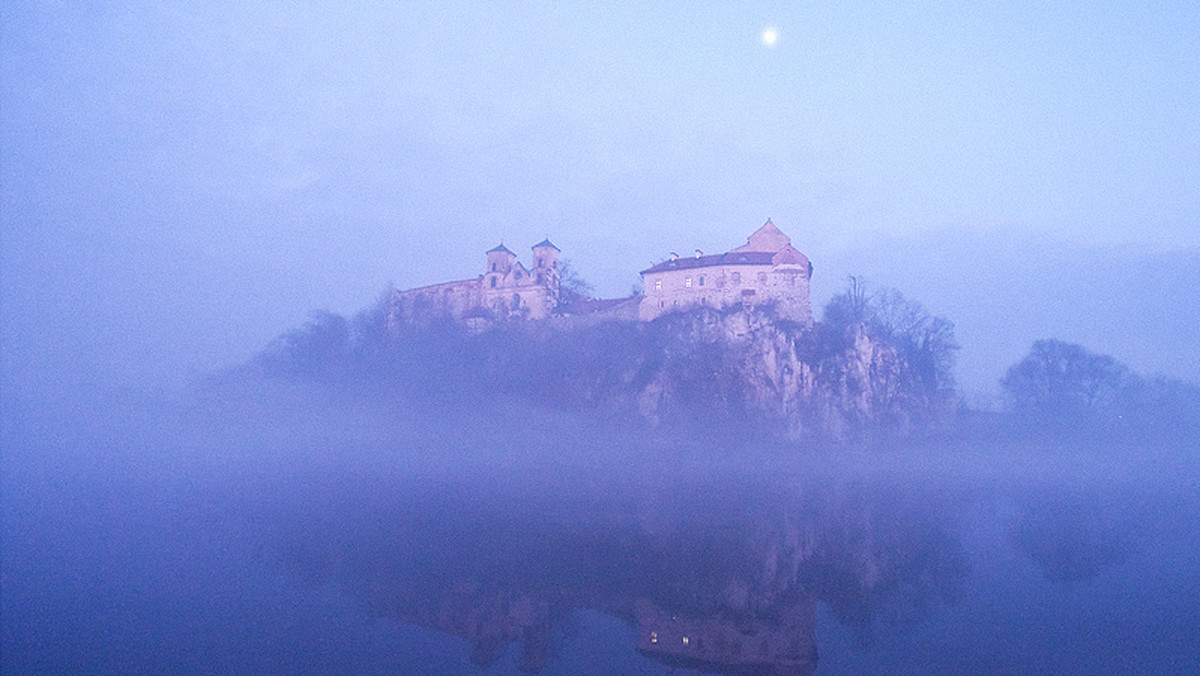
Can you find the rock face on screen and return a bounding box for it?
[622,307,951,441]
[356,304,953,443]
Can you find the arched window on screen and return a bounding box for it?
[698,275,705,286]
[490,277,497,288]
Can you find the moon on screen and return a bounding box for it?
[761,27,779,47]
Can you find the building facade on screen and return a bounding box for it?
[387,239,561,325]
[639,220,812,323]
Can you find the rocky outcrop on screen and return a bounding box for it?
[628,307,951,441]
[273,303,953,442]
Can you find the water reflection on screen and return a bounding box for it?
[272,460,972,674]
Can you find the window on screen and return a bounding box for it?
[731,271,741,284]
[491,263,497,272]
[757,272,767,283]
[698,275,705,286]
[490,277,497,288]
[654,279,662,291]
[685,277,692,288]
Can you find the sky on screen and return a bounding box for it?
[3,1,1198,399]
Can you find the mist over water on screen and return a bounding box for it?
[5,3,1199,673]
[5,364,1199,674]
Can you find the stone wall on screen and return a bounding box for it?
[640,261,811,323]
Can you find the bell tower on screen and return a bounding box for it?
[531,238,561,298]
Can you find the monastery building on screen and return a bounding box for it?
[386,219,812,328]
[387,239,562,325]
[639,220,812,323]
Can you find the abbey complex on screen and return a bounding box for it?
[386,219,813,328]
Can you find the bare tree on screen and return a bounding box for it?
[557,258,594,303]
[1001,339,1136,432]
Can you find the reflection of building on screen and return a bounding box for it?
[639,219,813,323]
[635,599,817,676]
[387,239,561,324]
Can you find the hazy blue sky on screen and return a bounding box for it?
[3,1,1198,398]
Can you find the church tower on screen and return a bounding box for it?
[531,238,561,299]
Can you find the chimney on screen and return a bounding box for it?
[695,249,703,259]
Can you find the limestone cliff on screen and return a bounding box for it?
[522,305,949,442]
[454,305,954,442]
[266,304,955,442]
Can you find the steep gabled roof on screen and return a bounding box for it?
[730,218,792,253]
[486,243,516,255]
[532,238,560,251]
[771,244,810,266]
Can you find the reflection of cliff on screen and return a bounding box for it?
[270,464,966,674]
